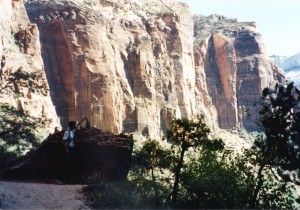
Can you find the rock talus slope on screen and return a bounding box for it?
[0,0,59,133]
[23,0,284,135]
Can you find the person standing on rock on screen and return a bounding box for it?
[62,121,77,153]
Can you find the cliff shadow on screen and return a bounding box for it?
[40,21,75,126]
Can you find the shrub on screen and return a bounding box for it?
[178,149,249,209]
[86,174,140,209]
[0,104,49,167]
[86,173,165,209]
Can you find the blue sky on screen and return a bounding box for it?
[178,0,300,57]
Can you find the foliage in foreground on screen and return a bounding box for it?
[86,174,155,209]
[165,115,224,203]
[244,82,300,208]
[179,147,248,209]
[87,97,298,209]
[0,104,49,167]
[256,82,300,169]
[239,134,296,209]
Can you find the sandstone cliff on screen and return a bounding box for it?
[23,0,284,136]
[0,0,59,134]
[25,0,197,136]
[194,15,285,130]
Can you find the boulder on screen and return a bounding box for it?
[0,128,133,183]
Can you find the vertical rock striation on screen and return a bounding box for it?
[25,0,199,136]
[23,0,285,136]
[0,0,59,133]
[194,15,285,130]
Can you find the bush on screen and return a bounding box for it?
[86,175,139,209]
[178,152,246,209]
[129,139,172,208]
[86,173,162,209]
[0,104,49,168]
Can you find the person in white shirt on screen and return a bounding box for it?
[62,121,77,152]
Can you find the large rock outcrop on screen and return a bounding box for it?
[0,127,133,182]
[194,15,285,130]
[0,0,59,133]
[23,0,285,135]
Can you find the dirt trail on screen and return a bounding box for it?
[0,181,90,209]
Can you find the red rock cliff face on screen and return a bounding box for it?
[24,1,284,135]
[194,15,285,130]
[0,0,59,133]
[25,0,199,136]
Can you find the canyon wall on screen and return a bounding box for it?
[0,0,59,133]
[194,15,285,130]
[22,0,284,136]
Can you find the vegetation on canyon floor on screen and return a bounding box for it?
[87,82,300,209]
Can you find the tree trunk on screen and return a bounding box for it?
[151,167,159,206]
[172,145,186,203]
[249,163,266,209]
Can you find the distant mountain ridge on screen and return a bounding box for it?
[270,53,300,86]
[270,53,300,71]
[269,55,288,69]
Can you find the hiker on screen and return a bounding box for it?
[62,121,77,153]
[61,117,90,153]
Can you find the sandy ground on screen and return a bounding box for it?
[0,181,91,209]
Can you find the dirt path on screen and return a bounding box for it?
[0,181,91,209]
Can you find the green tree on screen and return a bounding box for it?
[238,134,295,209]
[257,82,300,167]
[165,114,224,203]
[0,104,49,167]
[180,148,249,209]
[244,82,299,208]
[131,139,172,207]
[0,67,50,167]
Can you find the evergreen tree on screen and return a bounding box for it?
[165,115,224,203]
